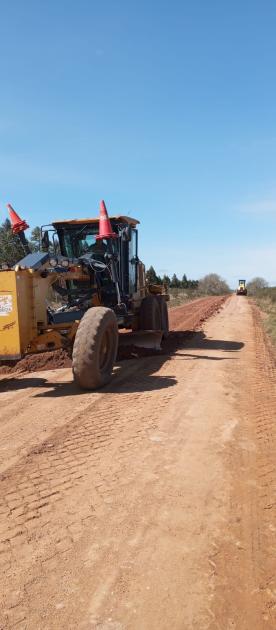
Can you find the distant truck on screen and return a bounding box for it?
[236,279,247,296]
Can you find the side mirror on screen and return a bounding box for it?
[41,230,50,250]
[122,226,131,242]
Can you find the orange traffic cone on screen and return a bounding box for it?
[96,200,117,240]
[7,204,29,234]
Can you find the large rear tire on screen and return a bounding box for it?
[72,307,118,390]
[139,295,162,331]
[156,296,169,338]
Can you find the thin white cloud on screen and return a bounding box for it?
[238,198,276,215]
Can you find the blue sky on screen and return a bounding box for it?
[0,0,275,287]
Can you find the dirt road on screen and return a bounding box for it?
[0,295,275,629]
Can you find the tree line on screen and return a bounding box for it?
[0,219,269,297]
[0,219,43,266]
[145,266,199,289]
[0,223,230,296]
[145,266,231,294]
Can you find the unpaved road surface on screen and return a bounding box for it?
[0,295,275,629]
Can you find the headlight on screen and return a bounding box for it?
[49,257,58,267]
[61,258,70,268]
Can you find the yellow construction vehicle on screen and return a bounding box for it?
[236,279,247,296]
[0,201,169,389]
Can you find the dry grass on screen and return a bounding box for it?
[168,288,202,308]
[255,288,276,347]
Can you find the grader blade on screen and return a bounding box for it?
[118,331,163,351]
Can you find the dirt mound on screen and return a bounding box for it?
[0,349,71,375]
[0,296,228,376]
[169,295,227,331]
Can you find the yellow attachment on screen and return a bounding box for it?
[28,330,63,353]
[0,260,99,361]
[0,268,57,360]
[0,270,33,359]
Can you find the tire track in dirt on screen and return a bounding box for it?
[0,295,229,628]
[0,359,187,628]
[210,299,276,630]
[4,295,274,629]
[251,304,276,626]
[0,296,227,477]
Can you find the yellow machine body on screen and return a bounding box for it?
[0,213,169,364]
[0,264,167,361]
[0,267,63,360]
[0,270,33,359]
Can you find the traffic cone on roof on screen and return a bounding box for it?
[7,204,29,234]
[96,200,117,240]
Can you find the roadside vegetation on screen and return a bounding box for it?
[247,280,276,348]
[145,266,199,290]
[246,277,269,295]
[0,219,40,266]
[245,277,276,348]
[0,219,236,309]
[256,295,276,347]
[145,267,231,307]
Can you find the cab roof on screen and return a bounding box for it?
[52,215,139,227]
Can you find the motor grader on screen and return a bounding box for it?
[236,279,247,296]
[0,201,169,389]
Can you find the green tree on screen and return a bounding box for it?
[29,226,41,252]
[162,274,171,287]
[0,219,27,266]
[146,265,158,284]
[181,274,188,288]
[171,273,181,288]
[188,279,199,289]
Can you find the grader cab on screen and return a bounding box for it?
[0,201,169,389]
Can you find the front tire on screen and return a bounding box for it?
[72,307,118,390]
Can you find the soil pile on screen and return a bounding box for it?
[0,349,71,375]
